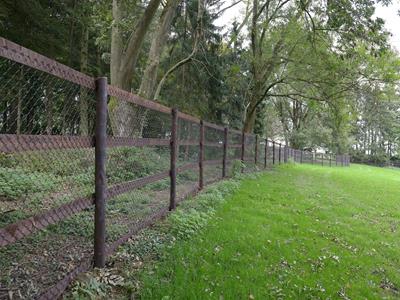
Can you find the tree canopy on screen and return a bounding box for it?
[1,0,399,161]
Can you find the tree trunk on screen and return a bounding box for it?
[109,0,163,137]
[243,98,258,133]
[138,0,181,99]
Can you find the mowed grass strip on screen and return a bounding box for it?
[139,164,400,299]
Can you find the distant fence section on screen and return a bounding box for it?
[0,37,350,299]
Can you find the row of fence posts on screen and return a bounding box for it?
[92,77,349,268]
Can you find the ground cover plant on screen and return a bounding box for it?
[128,164,400,299]
[0,145,220,299]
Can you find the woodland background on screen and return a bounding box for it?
[1,0,399,164]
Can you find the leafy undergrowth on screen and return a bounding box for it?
[0,143,230,299]
[67,163,400,299]
[65,169,254,299]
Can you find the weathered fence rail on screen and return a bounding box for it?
[0,37,350,299]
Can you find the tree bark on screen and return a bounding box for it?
[110,0,162,137]
[139,0,181,99]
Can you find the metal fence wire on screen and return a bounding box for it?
[0,37,351,299]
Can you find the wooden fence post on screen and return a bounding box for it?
[254,135,258,165]
[272,141,275,165]
[264,139,268,168]
[222,127,228,178]
[278,143,282,164]
[300,150,303,164]
[94,77,108,268]
[169,108,178,211]
[199,120,204,189]
[241,131,245,173]
[329,153,332,167]
[284,145,287,163]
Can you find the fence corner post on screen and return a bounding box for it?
[222,127,228,178]
[94,77,108,268]
[199,120,204,189]
[169,108,178,211]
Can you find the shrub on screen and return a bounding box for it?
[230,159,245,177]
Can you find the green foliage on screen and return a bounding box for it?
[0,167,58,200]
[168,209,212,240]
[107,147,170,184]
[166,179,240,240]
[229,159,245,177]
[0,209,28,227]
[70,277,108,300]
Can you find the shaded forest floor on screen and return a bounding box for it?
[72,164,400,299]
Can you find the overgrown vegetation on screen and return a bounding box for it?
[65,172,250,299]
[0,145,227,299]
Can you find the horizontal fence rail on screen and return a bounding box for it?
[0,36,350,299]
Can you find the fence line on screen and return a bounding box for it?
[0,37,350,299]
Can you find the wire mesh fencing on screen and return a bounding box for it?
[0,37,350,299]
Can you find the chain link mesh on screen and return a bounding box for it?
[0,38,350,299]
[0,55,96,298]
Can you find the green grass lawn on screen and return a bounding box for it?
[139,164,400,299]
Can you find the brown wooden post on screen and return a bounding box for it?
[199,120,204,189]
[222,127,228,178]
[241,131,245,173]
[278,143,282,164]
[284,145,287,163]
[264,139,268,168]
[254,134,258,165]
[329,154,332,167]
[94,77,107,268]
[169,108,178,211]
[300,150,303,164]
[272,141,275,165]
